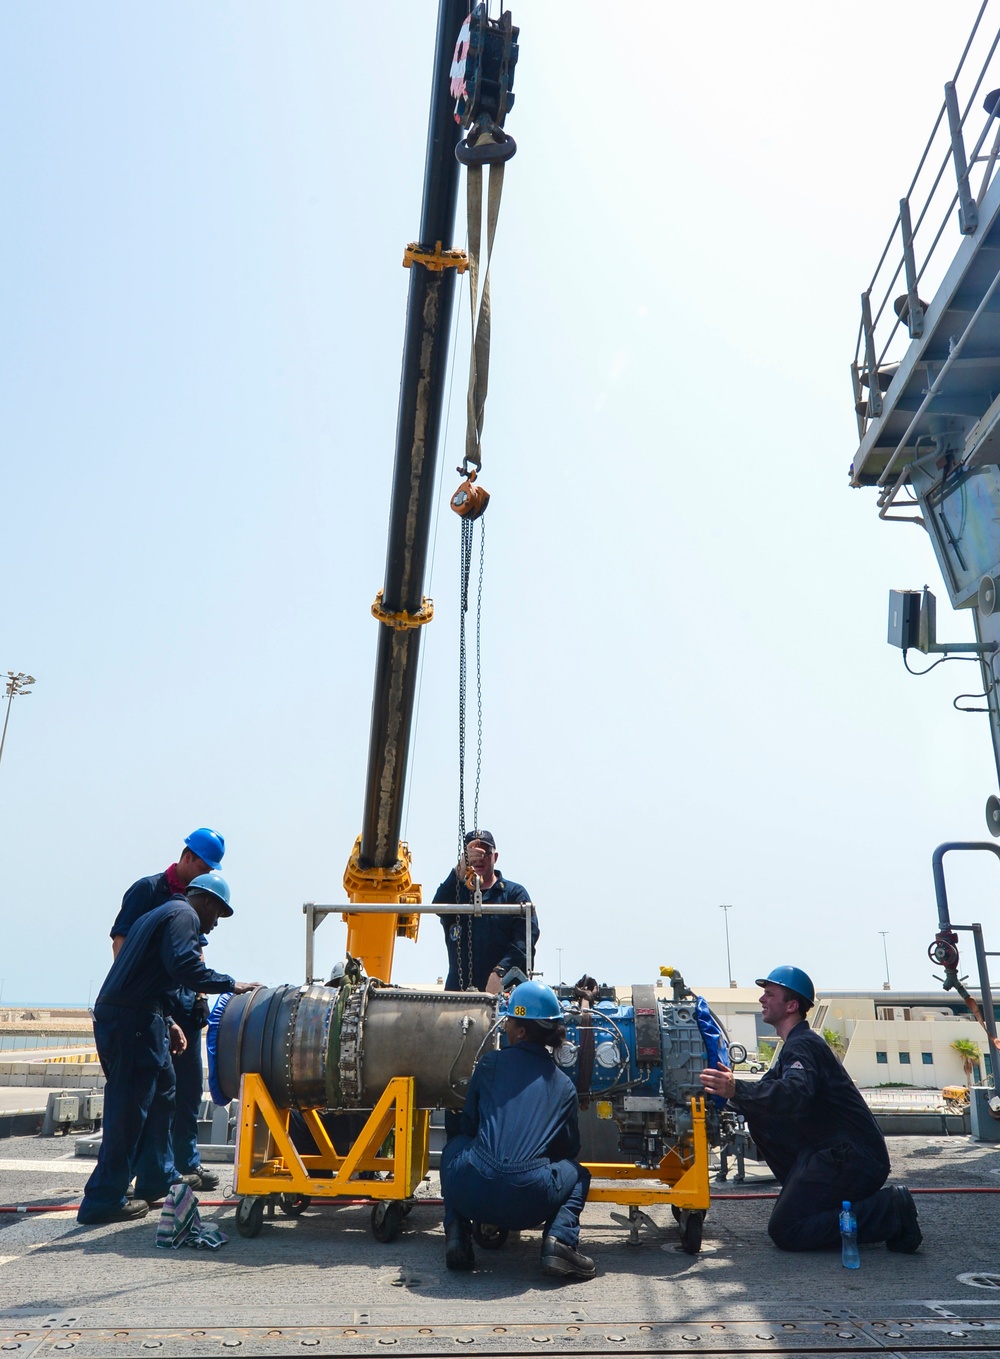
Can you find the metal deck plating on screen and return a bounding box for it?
[3,1135,1000,1358]
[4,1314,1000,1355]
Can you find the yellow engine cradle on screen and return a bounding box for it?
[234,1072,430,1202]
[584,1095,711,1211]
[235,1073,709,1224]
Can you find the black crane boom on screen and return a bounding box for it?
[359,0,468,871]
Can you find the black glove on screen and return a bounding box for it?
[190,995,211,1029]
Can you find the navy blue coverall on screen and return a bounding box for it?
[433,869,538,992]
[79,900,234,1223]
[111,870,207,1183]
[730,1021,899,1251]
[440,1041,590,1248]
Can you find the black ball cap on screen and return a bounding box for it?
[464,830,496,850]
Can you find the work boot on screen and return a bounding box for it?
[886,1185,922,1253]
[133,1173,200,1205]
[189,1167,220,1191]
[445,1220,475,1271]
[541,1235,597,1280]
[77,1198,150,1225]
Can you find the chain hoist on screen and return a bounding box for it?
[448,3,517,989]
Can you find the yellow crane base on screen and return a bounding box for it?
[232,1072,430,1242]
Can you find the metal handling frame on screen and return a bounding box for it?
[232,1073,429,1243]
[302,900,534,986]
[585,1097,712,1252]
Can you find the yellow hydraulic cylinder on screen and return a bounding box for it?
[342,835,421,982]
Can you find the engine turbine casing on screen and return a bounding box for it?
[208,980,498,1111]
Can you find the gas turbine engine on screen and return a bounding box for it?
[207,961,734,1171]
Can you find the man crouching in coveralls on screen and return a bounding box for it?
[440,980,595,1279]
[700,966,922,1254]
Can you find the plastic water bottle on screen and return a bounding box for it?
[839,1200,860,1269]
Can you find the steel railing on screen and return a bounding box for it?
[852,3,1000,458]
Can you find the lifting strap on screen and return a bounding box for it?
[462,158,505,475]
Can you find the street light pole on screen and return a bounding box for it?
[0,672,36,771]
[720,904,735,987]
[879,931,891,990]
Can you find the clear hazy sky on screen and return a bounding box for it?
[2,1,997,1005]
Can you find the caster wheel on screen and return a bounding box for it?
[371,1201,404,1243]
[235,1195,265,1238]
[279,1194,311,1217]
[473,1222,508,1250]
[679,1209,704,1255]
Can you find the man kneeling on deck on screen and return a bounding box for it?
[440,980,595,1279]
[700,965,922,1254]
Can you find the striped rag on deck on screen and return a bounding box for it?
[155,1181,228,1250]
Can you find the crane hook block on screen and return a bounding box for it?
[450,5,518,136]
[451,475,490,520]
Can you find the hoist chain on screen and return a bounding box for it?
[458,516,472,854]
[456,514,487,992]
[474,517,485,831]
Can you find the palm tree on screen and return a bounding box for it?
[823,1027,846,1060]
[951,1037,981,1084]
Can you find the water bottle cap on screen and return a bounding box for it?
[842,1201,850,1209]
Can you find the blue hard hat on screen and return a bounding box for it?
[188,871,233,916]
[508,980,563,1022]
[185,827,225,871]
[755,966,815,1006]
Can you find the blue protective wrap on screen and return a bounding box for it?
[695,994,729,1109]
[206,992,233,1106]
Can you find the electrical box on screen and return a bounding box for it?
[81,1092,104,1121]
[52,1095,80,1123]
[888,589,922,649]
[42,1088,103,1136]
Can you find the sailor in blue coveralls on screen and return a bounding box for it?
[700,966,922,1254]
[78,872,258,1224]
[433,830,539,995]
[440,980,595,1279]
[109,828,226,1196]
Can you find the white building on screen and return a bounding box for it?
[694,985,988,1090]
